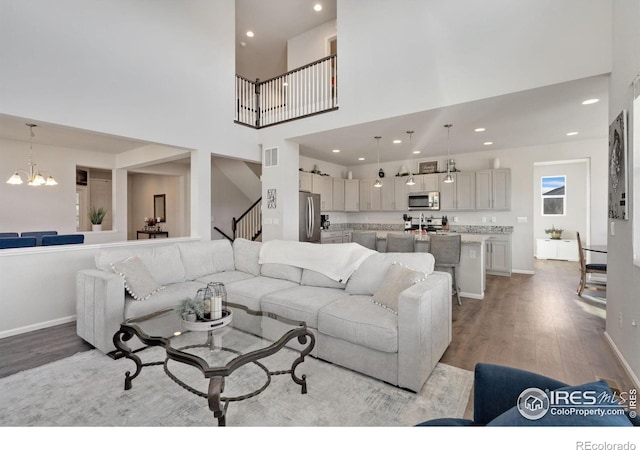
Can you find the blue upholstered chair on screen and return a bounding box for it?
[41,234,85,246]
[0,237,37,249]
[0,232,19,238]
[417,363,638,426]
[21,231,58,246]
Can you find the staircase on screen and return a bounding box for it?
[232,198,262,241]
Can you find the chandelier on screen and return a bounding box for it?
[6,124,57,186]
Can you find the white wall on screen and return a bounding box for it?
[211,159,254,239]
[128,173,184,240]
[533,160,589,241]
[287,20,337,70]
[605,0,640,386]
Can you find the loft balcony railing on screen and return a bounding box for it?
[235,54,338,129]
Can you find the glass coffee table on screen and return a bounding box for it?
[112,302,315,426]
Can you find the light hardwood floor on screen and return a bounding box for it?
[0,259,636,415]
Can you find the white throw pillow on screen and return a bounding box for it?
[111,256,165,301]
[370,262,425,314]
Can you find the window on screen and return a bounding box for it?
[541,176,566,216]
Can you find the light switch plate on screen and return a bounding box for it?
[517,216,528,223]
[610,221,615,236]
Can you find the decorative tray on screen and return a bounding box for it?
[182,309,232,331]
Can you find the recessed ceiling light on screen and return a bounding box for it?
[475,128,486,132]
[393,139,402,144]
[358,157,365,161]
[582,98,599,105]
[332,149,340,153]
[314,4,322,12]
[246,31,254,37]
[483,142,493,146]
[240,41,247,47]
[412,151,420,154]
[566,131,579,136]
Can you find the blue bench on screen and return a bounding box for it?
[41,234,85,246]
[21,231,58,246]
[0,237,37,249]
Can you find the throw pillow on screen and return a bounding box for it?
[111,256,164,301]
[487,380,633,426]
[370,262,425,314]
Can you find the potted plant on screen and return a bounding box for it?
[176,297,205,322]
[89,206,107,232]
[544,225,563,240]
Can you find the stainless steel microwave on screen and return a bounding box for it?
[407,191,440,210]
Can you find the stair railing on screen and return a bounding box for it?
[233,197,262,241]
[235,54,337,128]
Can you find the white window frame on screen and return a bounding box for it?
[541,175,567,216]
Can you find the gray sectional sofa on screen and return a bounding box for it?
[76,238,452,392]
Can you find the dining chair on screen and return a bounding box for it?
[386,234,415,252]
[351,231,378,250]
[429,233,462,305]
[576,232,606,296]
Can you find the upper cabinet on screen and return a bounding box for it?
[439,172,475,211]
[299,171,312,192]
[475,169,511,210]
[344,180,360,211]
[332,178,345,211]
[311,174,333,211]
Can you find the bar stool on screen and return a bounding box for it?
[351,231,378,250]
[386,234,415,252]
[429,234,462,305]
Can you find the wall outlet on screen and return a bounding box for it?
[491,216,497,223]
[517,216,528,224]
[469,249,476,259]
[482,217,487,223]
[453,216,459,222]
[610,221,615,236]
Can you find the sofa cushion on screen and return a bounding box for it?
[96,244,185,285]
[371,263,425,313]
[487,380,633,426]
[261,286,350,328]
[318,295,398,353]
[178,240,235,280]
[124,281,205,319]
[300,269,346,290]
[260,263,302,283]
[233,238,261,276]
[111,256,165,301]
[345,253,435,296]
[196,270,255,285]
[225,276,298,311]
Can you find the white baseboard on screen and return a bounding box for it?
[0,315,76,339]
[459,291,484,300]
[512,269,535,275]
[604,331,640,389]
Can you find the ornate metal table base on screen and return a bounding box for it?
[112,304,315,426]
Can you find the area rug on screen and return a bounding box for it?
[0,341,472,427]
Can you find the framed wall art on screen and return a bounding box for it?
[608,110,628,220]
[418,161,438,174]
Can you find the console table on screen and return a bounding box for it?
[137,230,169,239]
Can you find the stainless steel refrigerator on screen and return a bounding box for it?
[299,191,321,243]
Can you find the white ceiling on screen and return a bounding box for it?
[0,1,610,170]
[295,75,610,167]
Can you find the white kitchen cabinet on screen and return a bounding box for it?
[380,179,395,210]
[475,169,511,210]
[485,235,511,276]
[344,180,359,211]
[536,238,578,261]
[332,179,345,211]
[439,172,475,211]
[312,174,333,211]
[359,179,383,210]
[321,230,351,244]
[418,174,439,192]
[394,177,409,211]
[299,171,312,192]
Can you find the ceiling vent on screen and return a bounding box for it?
[263,147,279,168]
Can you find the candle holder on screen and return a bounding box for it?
[207,282,227,320]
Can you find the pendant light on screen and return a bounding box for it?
[405,130,415,186]
[6,123,57,186]
[373,136,382,188]
[443,124,454,184]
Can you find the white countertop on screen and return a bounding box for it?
[380,231,488,243]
